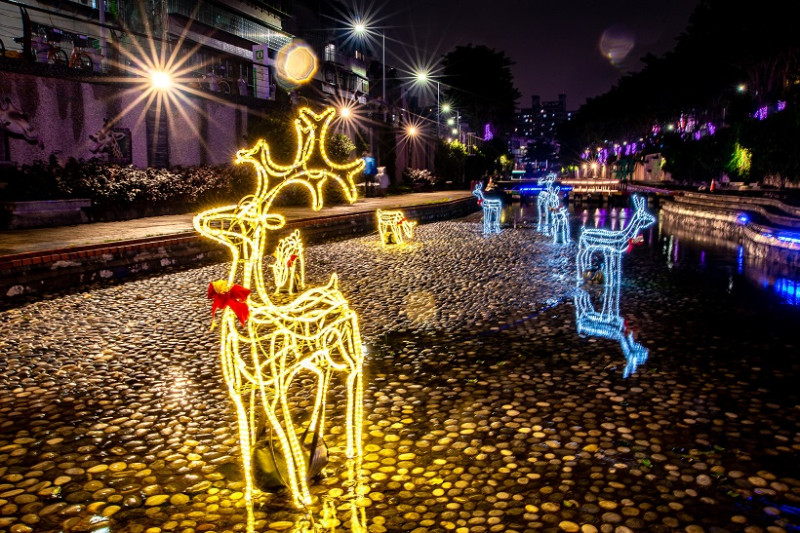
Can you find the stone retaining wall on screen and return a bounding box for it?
[0,197,478,303]
[661,199,800,268]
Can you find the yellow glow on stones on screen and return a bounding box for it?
[273,229,305,294]
[193,106,365,531]
[377,209,417,246]
[276,39,318,87]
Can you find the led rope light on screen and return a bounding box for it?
[193,106,365,531]
[575,195,654,377]
[272,229,306,294]
[537,177,556,235]
[472,182,502,234]
[376,209,417,245]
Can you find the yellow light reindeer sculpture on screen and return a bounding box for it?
[193,107,365,532]
[377,209,417,245]
[273,229,306,294]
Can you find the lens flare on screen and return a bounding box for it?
[276,39,318,89]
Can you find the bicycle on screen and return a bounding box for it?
[69,44,93,71]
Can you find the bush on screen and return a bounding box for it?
[1,158,256,218]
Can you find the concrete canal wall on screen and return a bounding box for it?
[0,197,478,303]
[661,194,800,268]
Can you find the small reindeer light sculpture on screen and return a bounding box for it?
[377,209,417,245]
[272,229,305,294]
[537,176,557,235]
[194,107,365,532]
[472,182,501,234]
[547,189,570,244]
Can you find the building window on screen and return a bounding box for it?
[324,44,336,62]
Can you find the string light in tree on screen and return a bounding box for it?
[472,182,502,234]
[377,209,417,245]
[193,106,365,532]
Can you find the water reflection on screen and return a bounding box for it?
[661,214,800,306]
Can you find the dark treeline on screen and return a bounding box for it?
[559,0,800,184]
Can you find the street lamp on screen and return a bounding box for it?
[352,21,386,111]
[414,71,440,138]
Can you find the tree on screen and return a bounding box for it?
[441,45,521,138]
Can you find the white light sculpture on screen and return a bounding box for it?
[574,195,654,377]
[574,288,649,378]
[377,209,417,245]
[472,182,501,234]
[194,107,365,532]
[272,229,306,294]
[547,189,570,244]
[537,177,557,235]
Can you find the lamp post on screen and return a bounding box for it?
[415,71,440,137]
[352,22,386,113]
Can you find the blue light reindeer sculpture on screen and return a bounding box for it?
[472,182,502,234]
[548,191,570,244]
[537,176,557,235]
[575,195,655,377]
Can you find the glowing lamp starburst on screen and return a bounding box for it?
[150,70,171,90]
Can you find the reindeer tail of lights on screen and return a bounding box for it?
[472,182,502,234]
[377,209,417,245]
[193,106,366,533]
[575,195,655,377]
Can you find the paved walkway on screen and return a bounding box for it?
[0,191,472,256]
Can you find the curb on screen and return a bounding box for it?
[1,197,479,303]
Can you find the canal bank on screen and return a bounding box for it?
[660,192,800,269]
[0,192,477,303]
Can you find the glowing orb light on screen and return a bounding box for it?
[193,106,365,532]
[272,229,305,294]
[276,39,318,89]
[472,182,501,234]
[150,70,172,90]
[377,209,417,245]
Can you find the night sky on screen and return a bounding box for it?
[380,0,700,110]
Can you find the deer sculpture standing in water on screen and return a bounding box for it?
[547,188,570,244]
[193,107,365,532]
[574,195,654,377]
[537,176,557,235]
[472,182,502,234]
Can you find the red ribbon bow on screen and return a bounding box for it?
[287,254,298,267]
[626,235,644,253]
[208,280,251,326]
[397,218,407,226]
[477,199,483,206]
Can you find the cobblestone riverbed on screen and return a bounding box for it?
[0,213,798,533]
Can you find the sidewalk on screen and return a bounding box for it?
[0,191,472,256]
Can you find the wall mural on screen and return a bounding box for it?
[89,118,132,164]
[0,96,43,148]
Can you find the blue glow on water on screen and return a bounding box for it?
[774,278,800,306]
[737,246,744,274]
